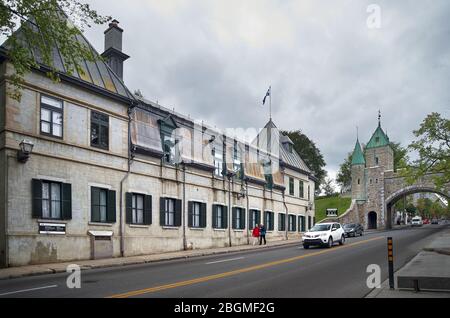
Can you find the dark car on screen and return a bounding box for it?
[343,223,364,237]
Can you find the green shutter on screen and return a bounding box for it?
[200,203,207,228]
[175,199,182,226]
[144,195,152,225]
[188,201,193,228]
[160,197,166,226]
[270,213,274,231]
[223,206,228,229]
[232,207,237,229]
[61,183,72,220]
[212,205,217,228]
[91,187,99,222]
[293,215,297,231]
[125,193,132,224]
[32,179,43,218]
[107,190,116,223]
[240,209,246,229]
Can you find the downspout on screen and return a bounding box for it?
[245,179,250,245]
[228,176,232,247]
[283,189,288,240]
[182,161,187,250]
[119,103,135,257]
[4,154,12,267]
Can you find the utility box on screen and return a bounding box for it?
[88,230,113,259]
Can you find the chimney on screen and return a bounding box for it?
[101,19,129,80]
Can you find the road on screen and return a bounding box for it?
[0,224,446,298]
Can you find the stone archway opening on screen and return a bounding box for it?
[385,185,449,230]
[368,211,377,229]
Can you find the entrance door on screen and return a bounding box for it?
[368,212,377,229]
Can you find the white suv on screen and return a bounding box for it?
[302,222,346,249]
[411,216,423,227]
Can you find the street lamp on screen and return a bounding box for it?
[17,139,34,163]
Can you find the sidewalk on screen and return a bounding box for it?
[0,238,302,280]
[366,227,450,298]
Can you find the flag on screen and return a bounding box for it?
[262,86,271,105]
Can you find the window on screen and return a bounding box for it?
[165,198,175,226]
[32,179,71,220]
[308,185,311,201]
[188,201,206,228]
[308,215,312,230]
[278,213,286,231]
[233,140,243,179]
[162,132,177,164]
[375,157,379,165]
[232,207,246,230]
[213,140,224,177]
[357,179,360,185]
[299,180,304,199]
[91,111,109,150]
[288,143,293,153]
[91,187,116,223]
[299,216,306,232]
[288,215,297,232]
[40,95,63,138]
[160,198,181,227]
[126,193,151,225]
[250,209,261,229]
[264,211,274,231]
[289,177,294,196]
[213,204,227,229]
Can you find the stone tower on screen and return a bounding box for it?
[351,138,366,201]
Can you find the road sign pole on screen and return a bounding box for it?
[387,237,394,289]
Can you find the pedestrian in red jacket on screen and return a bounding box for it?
[252,226,260,246]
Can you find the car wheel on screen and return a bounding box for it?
[327,237,333,248]
[339,235,345,245]
[360,231,363,236]
[303,244,309,249]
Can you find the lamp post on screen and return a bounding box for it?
[17,139,34,163]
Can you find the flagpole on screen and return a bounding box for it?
[269,85,272,120]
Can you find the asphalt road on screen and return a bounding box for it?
[0,224,446,298]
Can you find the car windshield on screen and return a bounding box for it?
[309,224,331,232]
[344,224,356,228]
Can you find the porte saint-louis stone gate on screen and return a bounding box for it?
[323,115,449,229]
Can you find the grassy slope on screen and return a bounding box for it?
[315,196,352,222]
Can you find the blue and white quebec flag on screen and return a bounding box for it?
[262,86,271,105]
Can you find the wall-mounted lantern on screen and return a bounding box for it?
[17,139,34,163]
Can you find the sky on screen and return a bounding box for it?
[81,0,450,183]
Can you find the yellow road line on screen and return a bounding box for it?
[107,236,384,298]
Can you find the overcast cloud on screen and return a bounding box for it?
[83,0,450,180]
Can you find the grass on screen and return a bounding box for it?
[314,195,352,222]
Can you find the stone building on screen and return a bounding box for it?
[0,20,315,267]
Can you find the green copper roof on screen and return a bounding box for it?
[351,139,365,165]
[365,124,390,149]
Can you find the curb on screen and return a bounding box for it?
[0,240,302,281]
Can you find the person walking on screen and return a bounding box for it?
[252,225,260,246]
[259,224,267,245]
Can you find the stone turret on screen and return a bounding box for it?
[351,138,366,201]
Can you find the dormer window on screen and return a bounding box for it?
[288,143,293,153]
[159,115,178,164]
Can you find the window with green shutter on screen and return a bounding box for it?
[32,179,71,220]
[213,204,227,229]
[299,180,304,198]
[278,213,286,231]
[188,201,206,228]
[232,207,245,230]
[265,211,274,231]
[250,209,261,229]
[289,177,294,196]
[91,187,116,223]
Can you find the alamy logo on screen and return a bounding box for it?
[366,264,381,288]
[366,4,381,29]
[66,264,81,289]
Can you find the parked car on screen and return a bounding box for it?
[343,223,364,237]
[431,219,439,224]
[302,222,346,249]
[422,218,430,225]
[411,216,423,227]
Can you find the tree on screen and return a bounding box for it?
[321,177,336,196]
[336,152,352,192]
[391,142,408,172]
[281,130,327,194]
[404,113,450,189]
[0,0,111,100]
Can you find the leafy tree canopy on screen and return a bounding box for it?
[0,0,110,100]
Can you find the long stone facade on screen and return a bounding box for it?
[0,21,316,267]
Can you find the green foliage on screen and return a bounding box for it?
[0,0,111,100]
[314,195,351,222]
[391,141,408,172]
[336,152,352,190]
[281,130,327,193]
[403,113,450,190]
[321,177,336,196]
